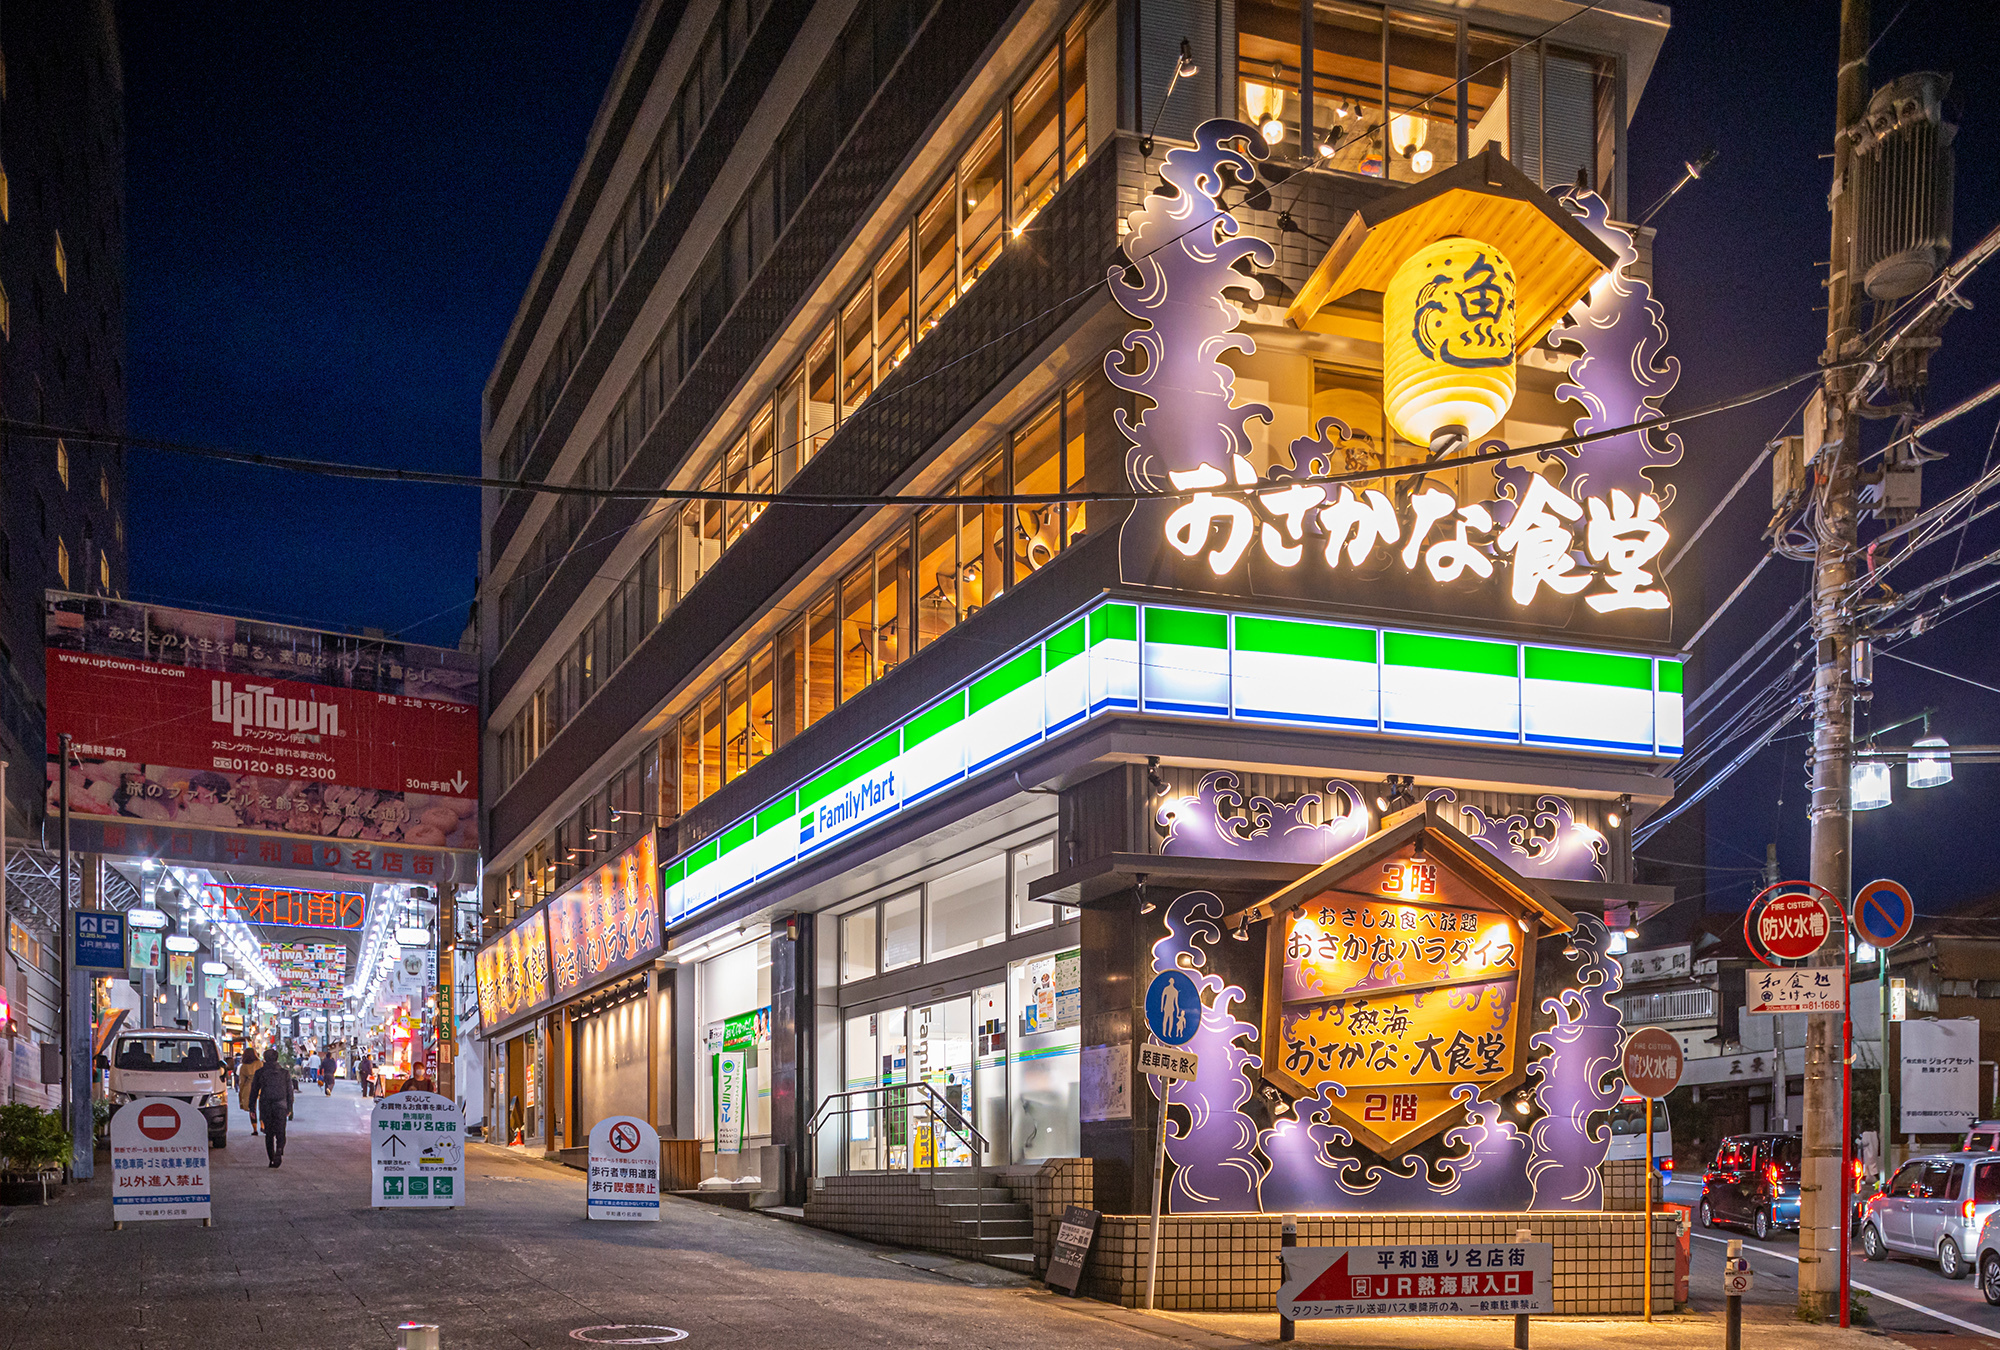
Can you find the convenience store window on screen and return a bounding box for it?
[697,936,772,1150]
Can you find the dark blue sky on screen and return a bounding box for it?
[122,3,2000,908]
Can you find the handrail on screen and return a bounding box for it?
[809,1081,990,1246]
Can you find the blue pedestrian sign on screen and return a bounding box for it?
[1852,879,1914,951]
[1145,970,1202,1047]
[74,911,127,970]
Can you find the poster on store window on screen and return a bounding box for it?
[1022,950,1082,1034]
[1901,1018,1980,1133]
[715,1051,746,1154]
[128,928,161,972]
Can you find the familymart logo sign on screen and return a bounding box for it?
[800,763,897,850]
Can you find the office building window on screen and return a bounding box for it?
[56,538,69,587]
[53,231,67,292]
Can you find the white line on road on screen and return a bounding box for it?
[1692,1232,2000,1340]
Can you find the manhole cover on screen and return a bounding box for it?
[570,1328,688,1345]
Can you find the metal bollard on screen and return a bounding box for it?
[1722,1238,1752,1350]
[397,1324,440,1350]
[1513,1226,1532,1349]
[1279,1214,1296,1342]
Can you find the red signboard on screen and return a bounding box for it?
[547,834,662,999]
[1622,1028,1684,1098]
[1753,891,1832,963]
[44,594,477,858]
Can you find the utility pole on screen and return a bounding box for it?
[1800,0,1870,1323]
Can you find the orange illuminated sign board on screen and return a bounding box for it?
[474,909,550,1031]
[1251,807,1573,1154]
[210,884,365,931]
[548,834,661,998]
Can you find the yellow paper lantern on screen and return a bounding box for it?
[1383,237,1519,451]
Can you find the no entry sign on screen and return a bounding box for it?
[109,1095,210,1226]
[1622,1028,1683,1098]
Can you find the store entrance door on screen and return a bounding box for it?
[910,997,973,1168]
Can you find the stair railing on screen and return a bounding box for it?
[808,1081,991,1245]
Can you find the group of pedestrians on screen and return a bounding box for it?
[223,1044,379,1167]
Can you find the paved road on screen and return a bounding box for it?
[1668,1175,2000,1340]
[0,1083,1174,1350]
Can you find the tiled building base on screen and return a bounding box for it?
[1079,1212,1678,1313]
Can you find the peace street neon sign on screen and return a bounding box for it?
[1109,128,1683,627]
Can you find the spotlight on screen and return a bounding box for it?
[1316,140,1336,159]
[1147,756,1170,798]
[1259,115,1285,146]
[1137,875,1155,916]
[1562,937,1580,960]
[1607,794,1631,829]
[1175,39,1198,80]
[1411,149,1433,174]
[1624,912,1640,940]
[1261,1083,1296,1119]
[1513,1096,1532,1117]
[1232,914,1252,942]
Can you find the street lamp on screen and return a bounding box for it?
[1851,758,1893,811]
[1908,733,1953,788]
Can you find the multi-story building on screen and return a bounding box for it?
[478,0,1687,1291]
[0,0,128,1100]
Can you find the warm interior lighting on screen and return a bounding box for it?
[1411,149,1434,174]
[1383,237,1519,451]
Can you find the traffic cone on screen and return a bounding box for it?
[510,1126,523,1146]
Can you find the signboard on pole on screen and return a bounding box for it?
[1748,968,1847,1016]
[110,1096,210,1225]
[1278,1242,1555,1319]
[1901,1019,1980,1134]
[74,911,126,970]
[1752,891,1831,963]
[1137,1042,1200,1082]
[1621,1028,1684,1098]
[1852,879,1913,951]
[587,1115,661,1221]
[371,1090,465,1207]
[1144,970,1202,1047]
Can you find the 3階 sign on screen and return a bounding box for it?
[1278,1242,1554,1319]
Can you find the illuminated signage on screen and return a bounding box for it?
[1110,126,1680,639]
[474,909,551,1030]
[211,884,366,931]
[1255,811,1572,1153]
[548,834,661,998]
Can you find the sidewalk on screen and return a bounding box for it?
[1031,1294,1889,1350]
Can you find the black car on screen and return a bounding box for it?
[1701,1132,1802,1239]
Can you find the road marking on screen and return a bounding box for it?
[1692,1232,2000,1340]
[570,1328,688,1345]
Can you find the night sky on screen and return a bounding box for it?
[122,3,2000,911]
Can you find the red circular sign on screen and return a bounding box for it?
[1755,890,1833,962]
[136,1102,181,1141]
[608,1122,641,1154]
[1622,1028,1683,1098]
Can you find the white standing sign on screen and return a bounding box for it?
[1747,967,1846,1016]
[588,1115,662,1221]
[1279,1242,1554,1319]
[716,1052,746,1155]
[371,1090,465,1208]
[1901,1018,1981,1134]
[110,1096,211,1226]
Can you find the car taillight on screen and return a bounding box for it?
[1967,1200,1978,1220]
[1661,1157,1674,1172]
[1767,1164,1780,1187]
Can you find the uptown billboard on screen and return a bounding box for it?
[45,595,477,877]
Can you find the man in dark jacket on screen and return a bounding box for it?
[247,1047,294,1167]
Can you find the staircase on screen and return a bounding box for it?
[804,1170,1038,1275]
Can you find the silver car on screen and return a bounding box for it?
[1862,1153,2000,1280]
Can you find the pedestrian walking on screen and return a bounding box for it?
[247,1047,294,1167]
[319,1048,336,1096]
[358,1053,376,1099]
[238,1043,261,1136]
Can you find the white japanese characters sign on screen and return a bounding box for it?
[1138,1042,1199,1083]
[110,1096,210,1225]
[1279,1242,1554,1319]
[1901,1018,1980,1134]
[371,1090,464,1208]
[587,1115,661,1222]
[1747,967,1846,1016]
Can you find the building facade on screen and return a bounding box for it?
[476,0,1684,1298]
[0,0,129,1101]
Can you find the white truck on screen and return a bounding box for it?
[98,1031,230,1147]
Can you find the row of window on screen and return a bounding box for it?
[836,837,1070,984]
[497,0,1107,649]
[498,0,769,480]
[673,373,1113,813]
[492,745,659,922]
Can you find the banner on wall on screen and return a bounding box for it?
[168,952,194,987]
[474,909,551,1033]
[43,594,479,875]
[548,834,661,998]
[1902,1018,1980,1134]
[716,1051,746,1155]
[128,928,162,972]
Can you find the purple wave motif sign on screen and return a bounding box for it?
[1157,772,1608,882]
[1150,893,1624,1214]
